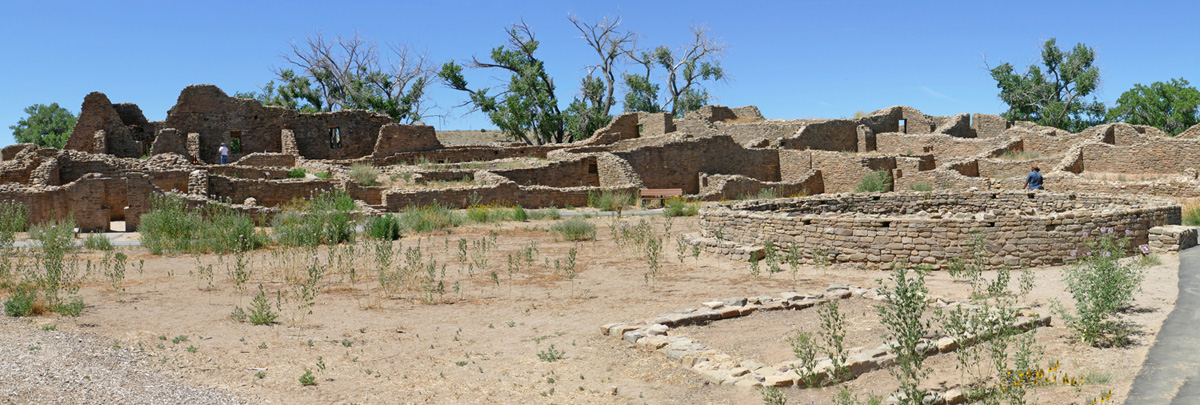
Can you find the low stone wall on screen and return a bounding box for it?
[695,191,1180,269]
[235,152,297,167]
[697,171,823,201]
[206,176,339,207]
[383,184,639,210]
[1148,225,1197,252]
[491,156,599,187]
[374,144,561,166]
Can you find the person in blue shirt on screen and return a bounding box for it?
[1024,165,1043,190]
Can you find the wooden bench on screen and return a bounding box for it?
[640,188,684,208]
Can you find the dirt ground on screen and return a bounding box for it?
[2,214,1179,404]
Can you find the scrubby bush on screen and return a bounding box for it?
[663,197,699,216]
[274,191,357,247]
[140,194,267,254]
[366,214,403,241]
[587,190,635,211]
[855,170,892,193]
[349,163,380,186]
[1184,201,1200,226]
[1054,227,1146,346]
[399,204,464,233]
[287,168,307,178]
[552,218,596,241]
[83,233,114,251]
[0,201,28,247]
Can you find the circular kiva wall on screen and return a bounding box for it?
[697,191,1181,269]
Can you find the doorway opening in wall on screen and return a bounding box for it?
[899,119,907,134]
[229,130,242,154]
[329,127,342,149]
[140,140,152,157]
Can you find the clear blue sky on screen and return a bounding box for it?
[3,0,1197,148]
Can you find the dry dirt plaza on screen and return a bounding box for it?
[3,86,1200,404]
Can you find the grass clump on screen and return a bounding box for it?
[140,194,268,254]
[909,181,934,192]
[552,218,596,241]
[663,197,699,217]
[587,190,635,212]
[349,163,380,186]
[399,204,465,233]
[83,233,113,251]
[287,168,307,178]
[273,191,357,247]
[366,214,403,240]
[314,171,333,179]
[855,170,892,193]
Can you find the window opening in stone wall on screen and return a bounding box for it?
[899,119,907,134]
[329,127,342,149]
[587,162,598,174]
[229,130,242,154]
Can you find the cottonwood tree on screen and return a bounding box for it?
[623,25,727,116]
[9,103,77,148]
[565,15,638,139]
[439,22,571,145]
[1107,78,1200,135]
[569,14,636,118]
[988,39,1106,132]
[253,32,435,123]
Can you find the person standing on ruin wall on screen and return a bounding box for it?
[1024,165,1043,190]
[218,142,230,165]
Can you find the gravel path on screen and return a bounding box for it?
[0,319,247,405]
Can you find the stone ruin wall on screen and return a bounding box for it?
[381,184,640,211]
[697,171,824,201]
[695,191,1180,269]
[612,136,780,194]
[488,156,600,188]
[206,176,339,208]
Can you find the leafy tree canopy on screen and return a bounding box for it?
[243,33,433,123]
[1107,78,1200,135]
[989,39,1106,132]
[9,103,77,148]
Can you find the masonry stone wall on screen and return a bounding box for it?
[235,152,297,167]
[808,152,897,193]
[490,156,599,187]
[696,171,823,201]
[206,176,338,207]
[345,183,384,206]
[875,133,1006,159]
[977,157,1061,180]
[374,144,560,166]
[696,191,1180,269]
[971,113,1010,138]
[1080,139,1200,174]
[635,112,675,136]
[150,128,189,156]
[594,152,642,187]
[781,120,859,152]
[373,123,442,157]
[66,92,146,158]
[382,183,639,210]
[613,136,779,194]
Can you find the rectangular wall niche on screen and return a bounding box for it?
[229,130,242,154]
[329,127,342,149]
